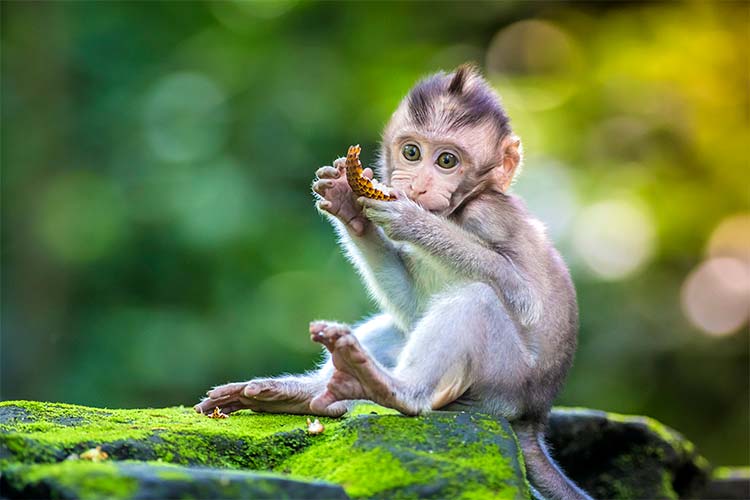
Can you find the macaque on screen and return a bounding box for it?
[195,65,591,500]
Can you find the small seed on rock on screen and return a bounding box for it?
[80,446,108,462]
[208,407,229,419]
[306,418,325,434]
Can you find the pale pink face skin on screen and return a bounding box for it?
[389,136,464,211]
[387,124,498,213]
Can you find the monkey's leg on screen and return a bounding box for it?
[311,283,530,416]
[194,315,404,416]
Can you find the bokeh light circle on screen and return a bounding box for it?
[167,158,260,250]
[572,199,656,280]
[512,159,579,242]
[143,72,228,163]
[486,20,578,76]
[486,19,582,110]
[681,257,750,336]
[34,172,128,263]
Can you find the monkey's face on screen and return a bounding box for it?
[388,133,469,212]
[386,121,505,213]
[380,65,522,213]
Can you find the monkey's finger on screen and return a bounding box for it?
[207,382,247,399]
[194,398,220,415]
[243,380,275,398]
[312,179,334,196]
[218,403,246,414]
[315,166,340,179]
[332,157,347,171]
[316,200,334,215]
[200,396,236,413]
[221,402,260,415]
[362,168,374,180]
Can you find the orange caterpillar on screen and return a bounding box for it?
[345,145,396,201]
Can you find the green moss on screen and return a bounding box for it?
[0,401,334,469]
[1,401,312,443]
[604,412,681,447]
[155,468,192,481]
[713,466,750,479]
[660,470,678,500]
[5,462,138,500]
[279,412,527,499]
[361,414,431,445]
[1,401,529,500]
[347,403,400,417]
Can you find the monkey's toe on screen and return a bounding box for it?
[310,321,352,351]
[333,334,368,365]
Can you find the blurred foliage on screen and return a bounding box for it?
[1,1,748,466]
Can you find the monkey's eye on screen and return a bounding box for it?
[436,152,458,169]
[402,144,421,161]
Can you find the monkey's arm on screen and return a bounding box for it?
[362,197,540,326]
[330,217,420,330]
[313,161,420,329]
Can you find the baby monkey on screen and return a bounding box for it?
[196,65,591,500]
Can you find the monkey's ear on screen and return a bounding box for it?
[491,135,522,192]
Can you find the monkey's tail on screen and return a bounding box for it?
[514,421,593,500]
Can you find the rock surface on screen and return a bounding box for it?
[2,462,348,500]
[0,401,717,499]
[701,467,750,500]
[548,408,710,499]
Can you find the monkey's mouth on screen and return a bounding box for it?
[410,194,451,213]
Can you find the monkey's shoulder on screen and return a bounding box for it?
[456,193,549,248]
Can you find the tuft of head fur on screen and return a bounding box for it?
[404,64,511,139]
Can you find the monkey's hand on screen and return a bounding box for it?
[313,158,371,237]
[359,193,425,241]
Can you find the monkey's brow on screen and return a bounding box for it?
[392,133,471,158]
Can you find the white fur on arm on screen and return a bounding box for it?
[330,217,419,331]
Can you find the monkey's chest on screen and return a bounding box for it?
[401,244,463,301]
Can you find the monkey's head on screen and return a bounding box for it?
[380,64,522,214]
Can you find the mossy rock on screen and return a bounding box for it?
[0,401,529,499]
[0,401,715,499]
[547,408,710,499]
[1,461,348,500]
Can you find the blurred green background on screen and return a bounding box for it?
[2,1,748,466]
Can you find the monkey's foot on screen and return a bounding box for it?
[194,378,347,417]
[309,321,395,413]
